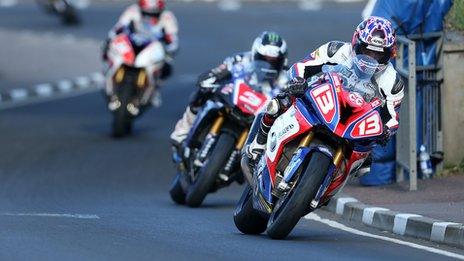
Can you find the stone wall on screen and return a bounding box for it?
[442,34,464,166]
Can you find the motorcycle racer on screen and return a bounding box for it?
[245,16,404,166]
[103,0,179,106]
[170,31,289,145]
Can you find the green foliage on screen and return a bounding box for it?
[447,0,464,32]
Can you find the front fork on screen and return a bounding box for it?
[108,67,152,115]
[195,115,249,183]
[275,131,345,209]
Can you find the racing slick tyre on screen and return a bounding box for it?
[266,152,330,239]
[234,185,268,235]
[169,173,186,205]
[112,83,133,138]
[185,133,235,208]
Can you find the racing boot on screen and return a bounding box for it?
[355,154,372,178]
[245,120,271,161]
[170,106,197,145]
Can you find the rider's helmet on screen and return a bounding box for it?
[251,31,288,73]
[138,0,165,17]
[351,16,396,71]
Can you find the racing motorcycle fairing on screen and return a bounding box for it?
[232,81,269,116]
[253,55,387,212]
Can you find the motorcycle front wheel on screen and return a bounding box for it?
[233,185,268,235]
[185,133,235,208]
[169,173,186,205]
[266,151,331,239]
[112,83,133,138]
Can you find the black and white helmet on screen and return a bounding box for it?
[251,31,288,71]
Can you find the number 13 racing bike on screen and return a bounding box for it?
[235,55,392,239]
[169,61,279,207]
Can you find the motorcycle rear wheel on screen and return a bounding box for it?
[185,133,235,208]
[233,185,268,235]
[266,151,331,239]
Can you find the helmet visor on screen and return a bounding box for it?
[254,52,284,71]
[354,42,391,64]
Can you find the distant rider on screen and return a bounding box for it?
[245,16,404,169]
[103,0,179,106]
[170,31,289,145]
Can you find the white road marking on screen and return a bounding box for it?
[335,197,358,215]
[431,222,460,243]
[362,207,389,225]
[393,213,422,235]
[1,213,100,219]
[305,213,464,260]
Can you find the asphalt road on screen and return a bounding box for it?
[0,1,463,260]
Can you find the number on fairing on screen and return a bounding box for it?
[239,91,262,107]
[358,114,381,135]
[313,85,334,115]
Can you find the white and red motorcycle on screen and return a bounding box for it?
[104,25,166,137]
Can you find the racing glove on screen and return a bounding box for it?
[197,67,231,89]
[284,77,307,96]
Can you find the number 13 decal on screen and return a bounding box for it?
[358,114,381,135]
[351,112,383,138]
[310,84,336,123]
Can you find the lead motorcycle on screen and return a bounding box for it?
[234,55,390,239]
[104,24,166,137]
[169,61,277,207]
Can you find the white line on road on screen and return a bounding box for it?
[305,213,464,260]
[1,213,100,219]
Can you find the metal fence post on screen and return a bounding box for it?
[408,41,417,191]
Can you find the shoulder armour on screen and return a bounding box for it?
[327,41,345,58]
